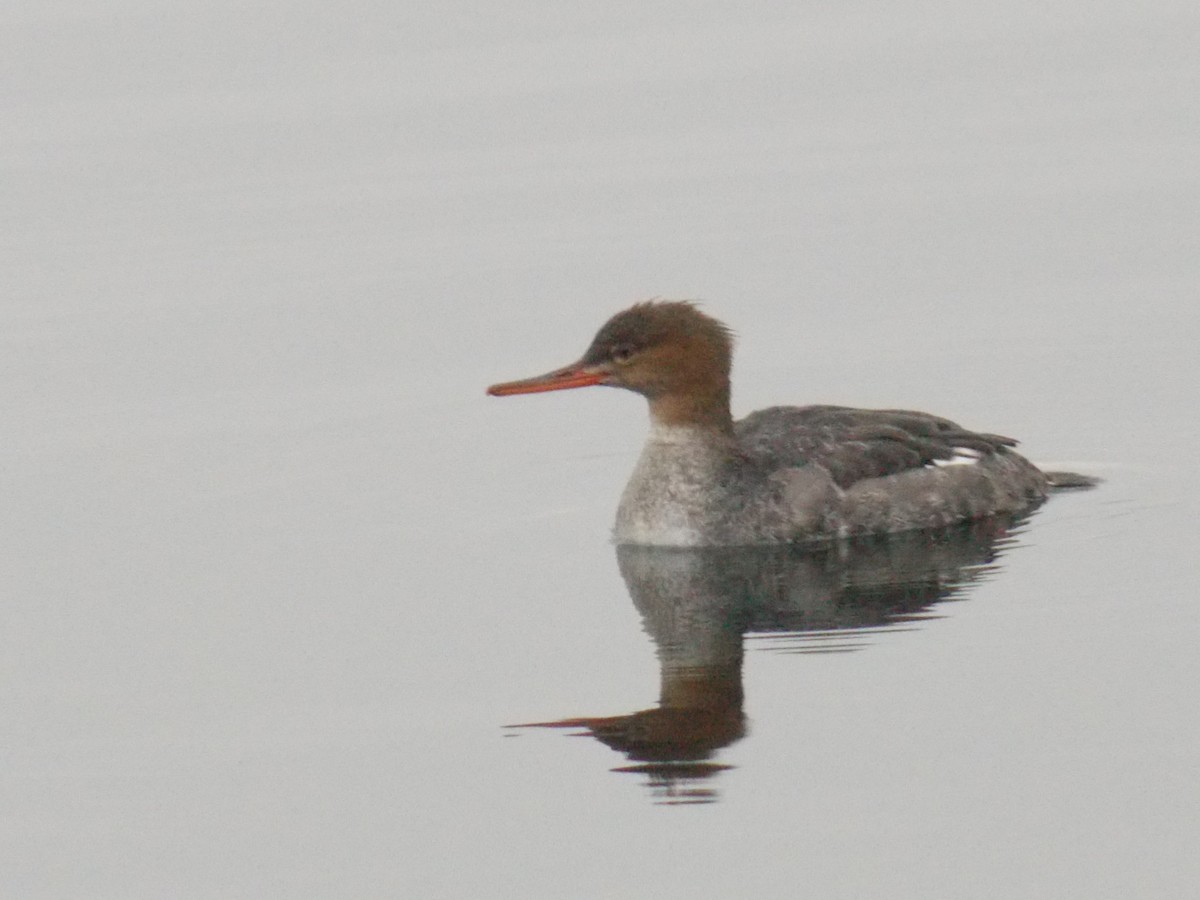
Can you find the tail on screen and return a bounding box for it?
[1043,471,1102,490]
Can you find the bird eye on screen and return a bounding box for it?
[610,344,635,364]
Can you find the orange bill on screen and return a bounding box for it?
[487,364,605,396]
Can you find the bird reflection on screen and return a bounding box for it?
[511,516,1027,805]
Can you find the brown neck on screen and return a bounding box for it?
[648,384,734,435]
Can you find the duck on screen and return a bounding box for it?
[487,301,1091,546]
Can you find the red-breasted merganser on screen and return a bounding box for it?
[488,301,1091,546]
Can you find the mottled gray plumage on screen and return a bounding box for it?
[736,404,1017,489]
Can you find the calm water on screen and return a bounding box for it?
[6,3,1199,897]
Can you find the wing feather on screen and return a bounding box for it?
[735,405,1018,489]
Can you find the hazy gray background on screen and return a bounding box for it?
[5,2,1198,897]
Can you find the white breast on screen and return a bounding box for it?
[613,424,728,546]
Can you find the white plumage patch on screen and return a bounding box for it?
[931,447,984,467]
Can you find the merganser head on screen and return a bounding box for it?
[487,301,735,431]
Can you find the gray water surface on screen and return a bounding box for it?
[6,3,1199,898]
